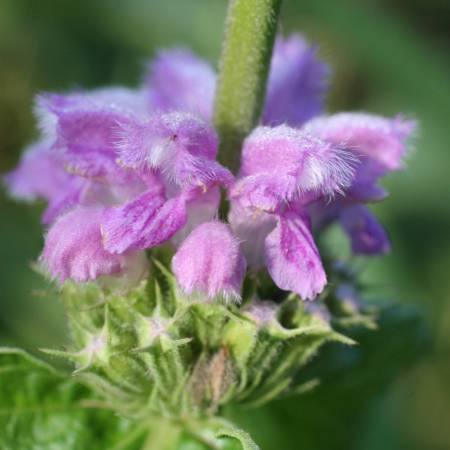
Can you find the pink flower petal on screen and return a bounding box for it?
[265,211,326,300]
[172,222,246,302]
[41,207,125,282]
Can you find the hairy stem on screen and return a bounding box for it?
[214,0,282,172]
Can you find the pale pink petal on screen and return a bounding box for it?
[302,112,416,171]
[228,201,276,268]
[172,222,246,302]
[265,211,326,300]
[41,207,125,282]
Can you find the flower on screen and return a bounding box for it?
[264,211,327,300]
[146,49,216,120]
[229,125,356,300]
[304,112,416,255]
[172,222,246,302]
[4,33,415,301]
[244,300,279,327]
[263,34,329,126]
[41,206,147,283]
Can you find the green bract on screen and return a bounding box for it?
[44,259,352,419]
[0,277,427,449]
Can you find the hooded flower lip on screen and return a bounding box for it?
[3,140,88,225]
[36,88,147,182]
[172,222,246,302]
[263,34,329,127]
[239,126,356,194]
[146,48,216,120]
[303,112,415,256]
[41,207,130,283]
[4,140,68,202]
[115,111,233,188]
[303,112,416,172]
[231,125,357,213]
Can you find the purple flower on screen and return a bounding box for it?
[25,88,155,227]
[339,204,391,255]
[115,111,232,188]
[41,207,147,283]
[172,222,246,302]
[4,140,87,224]
[228,125,355,299]
[37,88,147,182]
[304,112,415,255]
[101,188,187,254]
[265,211,326,300]
[235,125,356,207]
[4,33,415,302]
[263,34,329,126]
[146,49,216,120]
[101,111,232,255]
[303,113,415,172]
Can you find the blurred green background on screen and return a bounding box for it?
[0,0,449,449]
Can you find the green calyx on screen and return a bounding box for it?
[44,258,352,420]
[0,298,428,450]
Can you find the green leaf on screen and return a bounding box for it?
[216,424,260,450]
[175,418,260,450]
[0,348,145,450]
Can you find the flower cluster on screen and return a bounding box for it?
[5,34,415,301]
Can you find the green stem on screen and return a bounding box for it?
[214,0,282,172]
[142,417,182,450]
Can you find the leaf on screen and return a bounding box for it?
[0,348,146,450]
[214,418,260,450]
[0,347,260,450]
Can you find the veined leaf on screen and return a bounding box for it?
[0,348,145,450]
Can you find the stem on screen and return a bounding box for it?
[142,417,182,450]
[214,0,282,172]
